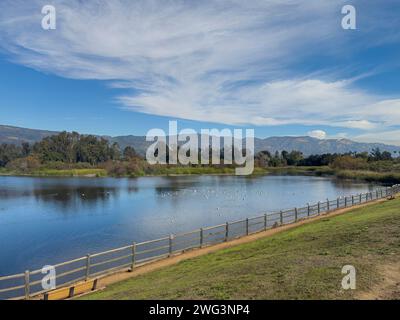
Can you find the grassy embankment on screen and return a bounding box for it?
[0,166,239,177]
[335,170,400,184]
[81,197,400,300]
[0,167,107,177]
[0,165,310,177]
[126,166,334,176]
[267,166,400,184]
[0,165,333,178]
[1,164,399,184]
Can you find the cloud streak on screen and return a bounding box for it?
[0,0,400,138]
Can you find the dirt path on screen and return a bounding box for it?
[92,197,390,292]
[356,262,400,300]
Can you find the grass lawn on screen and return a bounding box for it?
[81,198,400,300]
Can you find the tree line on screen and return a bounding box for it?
[254,148,396,169]
[0,131,139,168]
[0,131,398,172]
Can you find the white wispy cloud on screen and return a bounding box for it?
[0,0,400,140]
[308,130,327,140]
[354,130,400,147]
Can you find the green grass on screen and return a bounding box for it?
[0,167,9,174]
[32,168,107,177]
[336,170,400,184]
[1,164,399,184]
[0,165,274,177]
[141,166,237,176]
[81,198,400,300]
[264,166,334,175]
[123,166,333,177]
[0,168,107,177]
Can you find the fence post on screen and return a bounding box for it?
[225,222,229,242]
[85,254,91,280]
[345,197,347,207]
[246,218,249,235]
[351,195,354,206]
[307,203,310,217]
[200,228,204,248]
[264,213,267,231]
[326,199,330,212]
[337,197,340,209]
[280,211,283,225]
[317,202,320,214]
[130,242,136,271]
[169,234,173,257]
[24,270,30,300]
[294,208,298,222]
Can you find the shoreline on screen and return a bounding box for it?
[0,166,398,184]
[80,194,396,300]
[0,166,332,178]
[1,179,396,299]
[78,195,400,300]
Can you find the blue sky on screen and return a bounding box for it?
[0,0,400,144]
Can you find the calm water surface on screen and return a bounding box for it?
[0,175,380,275]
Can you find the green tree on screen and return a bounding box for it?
[123,146,137,160]
[0,143,23,167]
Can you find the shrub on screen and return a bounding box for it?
[5,155,41,173]
[330,156,368,170]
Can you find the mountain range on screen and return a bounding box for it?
[0,124,398,156]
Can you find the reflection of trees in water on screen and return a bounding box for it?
[154,177,200,195]
[331,178,380,191]
[153,175,258,196]
[34,180,140,211]
[127,186,139,193]
[0,189,30,200]
[0,181,140,213]
[0,176,382,214]
[31,186,119,211]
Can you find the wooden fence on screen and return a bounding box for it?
[0,184,399,300]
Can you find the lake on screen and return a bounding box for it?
[0,175,381,275]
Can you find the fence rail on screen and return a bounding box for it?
[1,184,399,300]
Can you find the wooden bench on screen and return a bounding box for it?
[43,279,98,300]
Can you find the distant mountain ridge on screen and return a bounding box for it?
[0,124,398,156]
[0,125,58,145]
[254,136,399,156]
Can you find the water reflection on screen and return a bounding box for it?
[0,175,381,275]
